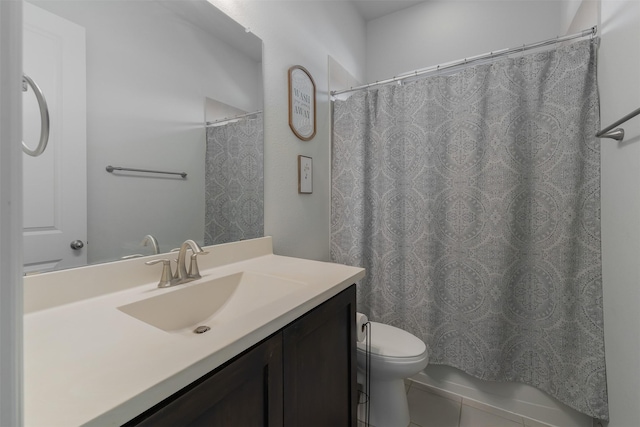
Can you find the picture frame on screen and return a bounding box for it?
[298,155,312,194]
[288,65,316,141]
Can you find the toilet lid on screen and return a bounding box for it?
[357,321,426,358]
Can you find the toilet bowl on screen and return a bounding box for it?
[357,321,428,427]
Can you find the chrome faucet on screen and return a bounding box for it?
[174,239,208,284]
[145,239,208,288]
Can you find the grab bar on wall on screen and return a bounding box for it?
[22,74,50,157]
[106,165,187,178]
[596,106,640,141]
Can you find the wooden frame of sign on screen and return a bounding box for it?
[288,65,316,141]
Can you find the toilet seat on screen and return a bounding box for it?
[357,321,426,359]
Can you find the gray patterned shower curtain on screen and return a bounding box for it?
[205,113,263,245]
[331,40,608,420]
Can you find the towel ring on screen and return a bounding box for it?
[22,74,50,157]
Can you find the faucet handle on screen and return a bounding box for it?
[188,251,209,279]
[145,259,175,288]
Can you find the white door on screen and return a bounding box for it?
[23,2,87,273]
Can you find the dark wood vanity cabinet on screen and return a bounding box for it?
[283,285,357,426]
[130,334,284,426]
[127,285,357,427]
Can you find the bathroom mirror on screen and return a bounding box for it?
[22,0,263,272]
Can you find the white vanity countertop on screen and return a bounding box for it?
[23,237,365,426]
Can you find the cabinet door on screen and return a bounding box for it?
[283,285,357,427]
[130,333,283,427]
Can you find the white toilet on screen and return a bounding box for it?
[357,321,429,427]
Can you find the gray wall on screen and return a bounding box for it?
[599,0,640,425]
[365,1,562,82]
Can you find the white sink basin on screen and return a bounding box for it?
[118,272,304,333]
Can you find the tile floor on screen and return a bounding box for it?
[359,379,553,427]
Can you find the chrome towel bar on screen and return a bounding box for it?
[596,106,640,141]
[22,74,50,157]
[106,165,187,178]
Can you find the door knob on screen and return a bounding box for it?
[70,240,84,250]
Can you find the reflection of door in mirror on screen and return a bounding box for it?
[23,2,87,273]
[22,0,264,271]
[204,98,264,245]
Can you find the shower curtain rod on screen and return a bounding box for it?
[206,110,262,127]
[331,26,597,97]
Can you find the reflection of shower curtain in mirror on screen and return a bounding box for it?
[331,40,608,420]
[205,113,263,245]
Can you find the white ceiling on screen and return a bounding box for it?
[351,0,427,21]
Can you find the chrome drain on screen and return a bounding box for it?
[193,325,210,334]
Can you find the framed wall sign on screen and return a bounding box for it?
[288,65,316,141]
[298,155,312,194]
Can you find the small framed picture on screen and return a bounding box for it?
[298,155,312,194]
